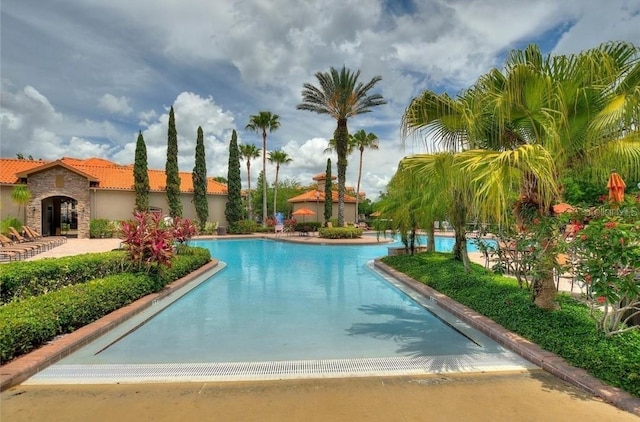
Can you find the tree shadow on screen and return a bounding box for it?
[346,304,523,373]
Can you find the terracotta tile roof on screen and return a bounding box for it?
[312,173,336,181]
[0,157,227,194]
[288,189,356,203]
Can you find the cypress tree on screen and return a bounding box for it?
[225,129,243,226]
[134,131,150,212]
[192,126,208,230]
[324,159,332,225]
[166,106,182,217]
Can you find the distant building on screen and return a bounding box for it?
[0,157,228,238]
[288,173,360,224]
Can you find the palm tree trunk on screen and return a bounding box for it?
[355,148,363,223]
[273,164,280,218]
[426,221,435,252]
[451,190,470,271]
[246,162,252,218]
[335,118,348,226]
[262,130,268,227]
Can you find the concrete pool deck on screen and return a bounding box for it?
[1,234,639,420]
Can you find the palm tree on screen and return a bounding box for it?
[297,66,386,226]
[11,184,31,221]
[239,143,261,219]
[246,111,280,226]
[351,130,379,223]
[268,150,292,218]
[403,41,640,309]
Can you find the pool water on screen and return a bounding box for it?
[28,236,534,383]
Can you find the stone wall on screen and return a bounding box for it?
[26,167,90,239]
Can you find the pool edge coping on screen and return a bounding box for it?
[372,259,640,417]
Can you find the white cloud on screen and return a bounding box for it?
[2,0,639,202]
[98,94,133,116]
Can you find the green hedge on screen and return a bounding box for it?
[318,227,363,239]
[381,252,640,398]
[0,252,126,305]
[0,247,211,362]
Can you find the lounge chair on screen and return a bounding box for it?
[0,248,19,262]
[25,226,66,245]
[0,233,38,258]
[8,227,52,251]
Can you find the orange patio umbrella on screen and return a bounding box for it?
[607,172,626,204]
[292,207,316,222]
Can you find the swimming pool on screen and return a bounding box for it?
[26,237,533,384]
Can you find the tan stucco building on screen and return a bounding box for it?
[288,173,361,224]
[0,157,228,238]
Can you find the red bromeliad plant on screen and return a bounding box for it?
[120,211,174,271]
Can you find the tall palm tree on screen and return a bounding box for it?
[351,130,379,223]
[239,143,261,219]
[246,111,280,226]
[297,66,386,226]
[268,150,293,218]
[403,41,640,309]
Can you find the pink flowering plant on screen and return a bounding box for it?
[571,203,640,336]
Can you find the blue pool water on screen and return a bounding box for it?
[58,237,495,365]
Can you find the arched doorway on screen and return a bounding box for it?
[39,196,79,238]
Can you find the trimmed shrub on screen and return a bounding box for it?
[228,219,258,234]
[90,219,115,238]
[381,252,640,398]
[0,251,126,305]
[318,227,363,239]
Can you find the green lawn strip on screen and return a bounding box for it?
[381,252,640,397]
[0,247,211,362]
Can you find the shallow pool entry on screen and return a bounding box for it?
[26,239,536,384]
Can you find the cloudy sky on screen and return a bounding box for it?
[2,0,639,200]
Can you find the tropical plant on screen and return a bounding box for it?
[225,130,243,226]
[165,106,182,217]
[571,203,640,336]
[245,111,280,227]
[120,211,174,271]
[192,126,208,230]
[402,41,640,309]
[238,143,261,219]
[351,130,379,222]
[297,66,386,226]
[10,185,31,221]
[268,149,292,218]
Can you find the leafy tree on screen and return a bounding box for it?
[268,149,292,217]
[324,159,333,225]
[165,106,182,217]
[252,171,266,219]
[238,143,261,219]
[192,126,208,230]
[225,129,243,226]
[133,130,150,212]
[351,130,379,222]
[212,176,227,184]
[298,66,385,226]
[245,111,280,226]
